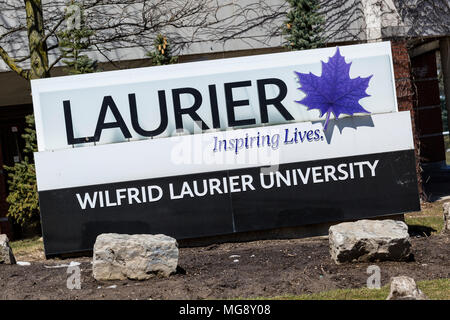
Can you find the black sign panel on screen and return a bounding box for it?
[38,150,419,257]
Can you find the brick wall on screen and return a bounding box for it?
[391,40,424,198]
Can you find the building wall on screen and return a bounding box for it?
[1,0,448,73]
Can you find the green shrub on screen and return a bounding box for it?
[4,115,40,229]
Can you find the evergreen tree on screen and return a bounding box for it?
[4,115,40,229]
[57,2,98,74]
[147,34,178,66]
[284,0,324,50]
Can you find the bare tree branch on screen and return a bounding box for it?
[0,44,30,78]
[0,0,449,77]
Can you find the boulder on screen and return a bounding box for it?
[93,233,178,281]
[329,219,411,264]
[0,234,16,265]
[443,202,450,231]
[386,276,427,300]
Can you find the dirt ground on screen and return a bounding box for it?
[0,232,449,300]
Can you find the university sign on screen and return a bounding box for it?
[31,41,420,257]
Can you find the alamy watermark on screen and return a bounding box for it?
[67,265,81,290]
[65,3,82,31]
[366,265,381,289]
[169,121,281,175]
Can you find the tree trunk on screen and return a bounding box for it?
[25,0,49,79]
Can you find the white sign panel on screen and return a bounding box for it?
[31,41,397,152]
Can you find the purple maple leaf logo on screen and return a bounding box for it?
[295,47,373,130]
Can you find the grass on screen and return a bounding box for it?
[266,279,450,300]
[404,200,445,234]
[405,216,443,234]
[9,236,44,261]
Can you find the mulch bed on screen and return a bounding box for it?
[0,233,449,300]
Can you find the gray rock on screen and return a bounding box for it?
[329,219,411,264]
[386,276,428,300]
[443,202,450,231]
[93,233,178,280]
[0,234,16,265]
